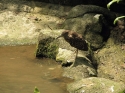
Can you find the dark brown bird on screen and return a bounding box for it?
[57,30,88,51]
[56,30,91,67]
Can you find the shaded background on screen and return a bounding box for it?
[25,0,125,13]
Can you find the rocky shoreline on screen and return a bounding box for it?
[1,0,125,93]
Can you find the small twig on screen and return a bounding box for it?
[45,24,53,31]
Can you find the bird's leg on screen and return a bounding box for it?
[75,48,78,59]
[70,48,78,67]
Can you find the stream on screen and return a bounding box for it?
[0,45,73,93]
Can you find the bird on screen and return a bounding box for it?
[56,30,93,67]
[57,30,88,51]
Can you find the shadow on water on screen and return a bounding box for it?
[0,45,73,93]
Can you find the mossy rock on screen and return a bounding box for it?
[36,34,59,59]
[67,77,125,93]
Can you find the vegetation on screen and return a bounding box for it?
[34,87,40,93]
[113,16,125,25]
[107,0,125,25]
[107,0,122,10]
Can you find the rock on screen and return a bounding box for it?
[94,26,125,83]
[36,33,59,59]
[66,5,116,24]
[96,44,125,83]
[64,13,106,50]
[0,0,71,16]
[35,29,64,59]
[62,50,97,80]
[0,10,38,46]
[56,48,76,65]
[0,1,68,46]
[63,64,97,80]
[67,77,125,93]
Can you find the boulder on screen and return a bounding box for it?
[62,50,97,80]
[35,30,63,59]
[63,13,107,50]
[67,77,125,93]
[94,25,125,83]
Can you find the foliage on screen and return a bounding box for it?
[113,16,125,25]
[107,0,122,10]
[107,0,125,25]
[34,87,40,93]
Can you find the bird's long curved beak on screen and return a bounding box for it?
[55,35,62,39]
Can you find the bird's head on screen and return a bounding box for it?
[56,30,69,39]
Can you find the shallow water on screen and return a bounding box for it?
[0,45,72,93]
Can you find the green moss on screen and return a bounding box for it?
[36,37,59,59]
[118,89,125,93]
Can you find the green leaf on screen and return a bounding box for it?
[107,0,122,10]
[34,87,40,93]
[113,16,125,25]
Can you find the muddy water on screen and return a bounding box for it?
[0,45,72,93]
